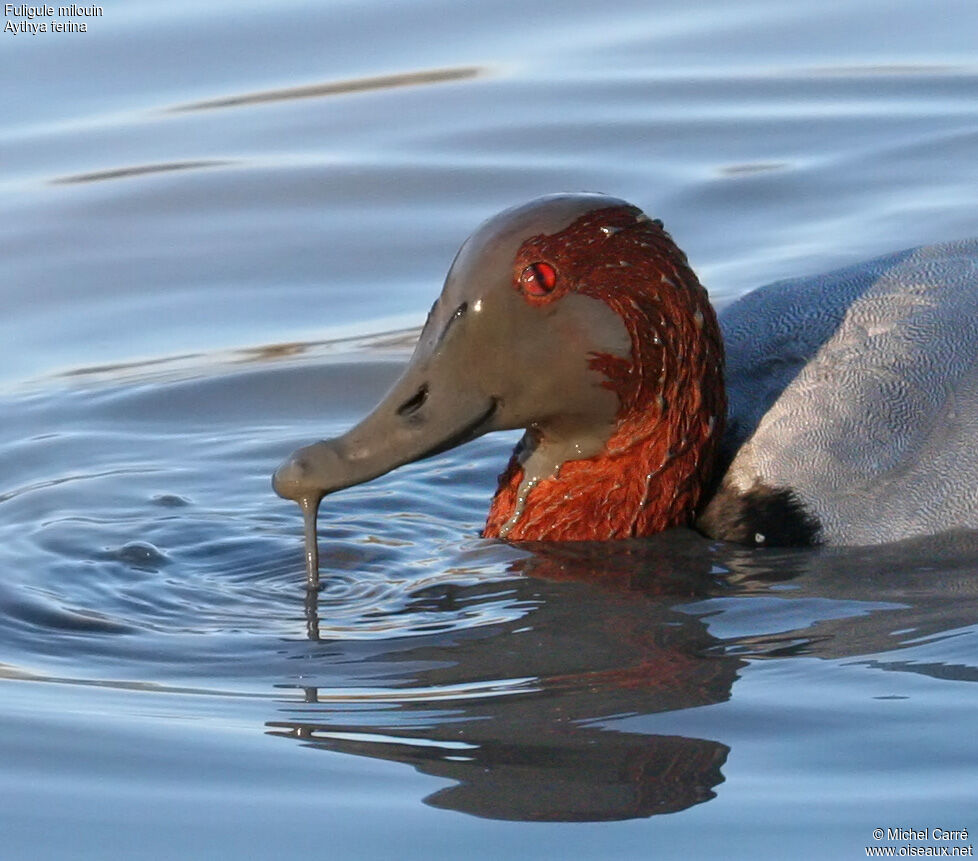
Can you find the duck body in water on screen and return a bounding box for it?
[274,194,978,547]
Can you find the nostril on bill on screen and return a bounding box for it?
[397,384,429,417]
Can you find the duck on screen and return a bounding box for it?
[273,193,978,547]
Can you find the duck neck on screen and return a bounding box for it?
[484,226,726,541]
[484,408,721,542]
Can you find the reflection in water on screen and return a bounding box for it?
[51,160,231,185]
[714,530,978,669]
[276,535,741,821]
[270,530,978,822]
[169,66,484,113]
[45,329,416,389]
[272,711,729,822]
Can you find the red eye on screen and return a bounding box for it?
[518,262,557,296]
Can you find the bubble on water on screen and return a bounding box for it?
[152,493,191,507]
[104,541,170,572]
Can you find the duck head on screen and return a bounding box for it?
[273,193,725,541]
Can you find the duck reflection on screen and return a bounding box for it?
[270,532,740,821]
[267,529,978,821]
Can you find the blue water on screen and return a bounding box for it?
[2,1,977,858]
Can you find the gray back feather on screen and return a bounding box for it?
[718,239,978,544]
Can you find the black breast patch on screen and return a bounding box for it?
[696,480,822,547]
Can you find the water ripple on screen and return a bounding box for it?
[51,159,231,185]
[168,66,485,113]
